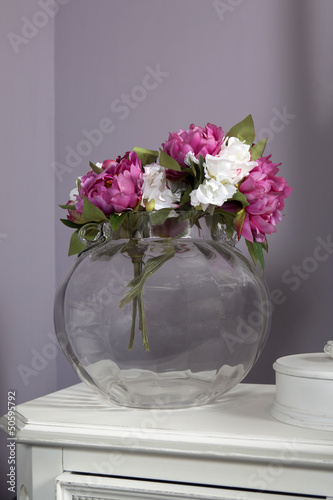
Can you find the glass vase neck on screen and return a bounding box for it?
[79,211,238,247]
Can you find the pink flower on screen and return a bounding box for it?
[72,152,143,217]
[66,200,85,224]
[111,151,143,212]
[238,155,292,243]
[162,123,224,171]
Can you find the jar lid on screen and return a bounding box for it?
[273,352,333,380]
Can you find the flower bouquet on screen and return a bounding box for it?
[60,115,292,351]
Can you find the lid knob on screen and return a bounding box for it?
[324,340,333,359]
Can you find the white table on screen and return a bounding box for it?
[1,383,333,499]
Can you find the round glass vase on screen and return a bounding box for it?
[54,212,271,409]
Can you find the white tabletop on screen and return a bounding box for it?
[2,382,332,467]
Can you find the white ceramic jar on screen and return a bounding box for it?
[271,347,333,431]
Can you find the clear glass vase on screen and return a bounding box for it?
[54,212,271,408]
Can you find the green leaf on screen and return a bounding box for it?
[250,138,267,161]
[82,196,108,222]
[159,150,181,171]
[245,240,258,266]
[179,184,192,206]
[185,157,204,187]
[254,240,265,271]
[189,160,197,177]
[261,238,268,253]
[197,155,205,184]
[150,209,172,226]
[198,154,205,167]
[133,147,159,166]
[225,224,236,241]
[234,208,246,237]
[60,218,82,229]
[68,230,86,256]
[89,161,103,174]
[232,190,250,207]
[212,210,236,240]
[245,239,265,271]
[109,212,127,232]
[227,114,255,145]
[59,204,75,210]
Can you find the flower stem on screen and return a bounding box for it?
[138,292,149,351]
[119,245,176,308]
[128,295,137,350]
[120,241,175,352]
[128,259,142,350]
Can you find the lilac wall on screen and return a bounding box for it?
[1,1,333,497]
[1,1,57,497]
[54,0,333,389]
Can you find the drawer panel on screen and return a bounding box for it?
[56,473,325,500]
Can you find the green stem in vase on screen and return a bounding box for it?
[119,245,176,308]
[127,259,150,351]
[120,241,176,352]
[138,292,149,351]
[128,259,142,350]
[128,295,137,350]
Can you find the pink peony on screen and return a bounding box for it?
[238,155,292,243]
[111,151,143,212]
[162,123,224,169]
[72,152,143,217]
[66,200,85,224]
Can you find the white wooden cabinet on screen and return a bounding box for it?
[1,383,333,500]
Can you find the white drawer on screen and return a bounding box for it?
[55,473,325,500]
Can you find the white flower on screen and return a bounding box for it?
[141,163,181,210]
[69,177,82,202]
[184,151,199,166]
[189,137,256,212]
[190,178,236,211]
[205,136,257,185]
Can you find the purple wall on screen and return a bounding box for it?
[1,1,57,497]
[55,0,333,386]
[1,1,333,498]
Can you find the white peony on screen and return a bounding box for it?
[69,177,82,202]
[184,151,199,166]
[141,163,181,210]
[69,187,79,202]
[190,178,236,211]
[204,136,257,185]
